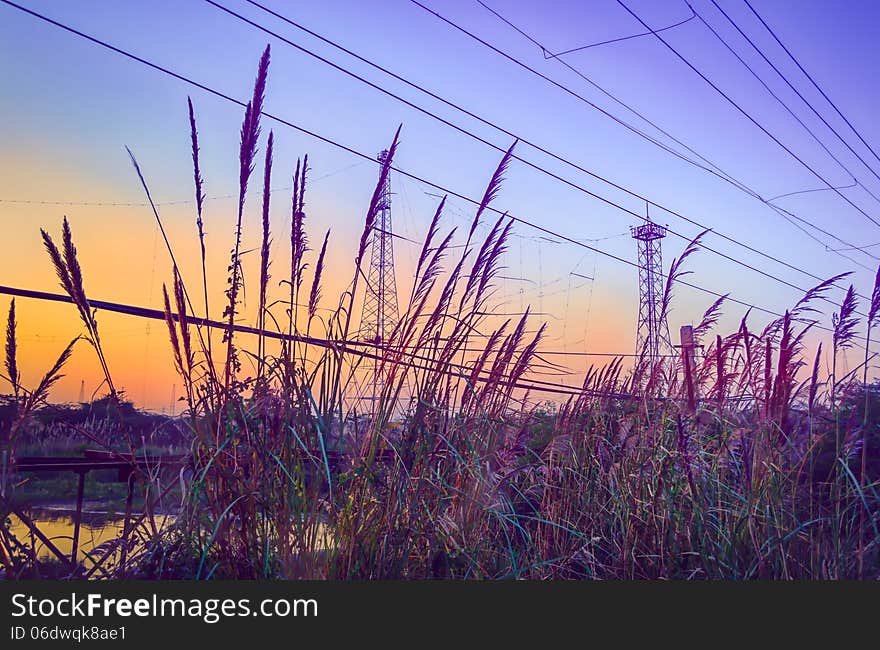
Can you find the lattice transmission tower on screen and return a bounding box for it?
[631,220,672,363]
[357,150,401,399]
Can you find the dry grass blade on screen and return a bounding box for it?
[461,321,508,412]
[5,299,19,398]
[475,218,513,310]
[411,227,456,317]
[292,157,310,291]
[258,131,275,377]
[298,154,308,214]
[163,283,184,376]
[510,322,547,387]
[808,341,822,415]
[260,130,274,310]
[173,268,193,373]
[357,127,400,268]
[461,214,506,308]
[309,229,330,322]
[28,337,79,409]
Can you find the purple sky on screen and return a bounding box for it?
[2,0,879,409]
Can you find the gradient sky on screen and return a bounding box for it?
[2,0,880,410]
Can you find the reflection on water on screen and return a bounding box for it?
[8,508,173,563]
[8,509,332,573]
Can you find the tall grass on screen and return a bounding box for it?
[1,46,878,580]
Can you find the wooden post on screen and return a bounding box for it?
[680,325,697,413]
[70,470,87,566]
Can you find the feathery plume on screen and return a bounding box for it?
[238,44,270,211]
[792,272,851,319]
[259,131,274,338]
[468,140,516,243]
[412,196,445,300]
[869,264,880,326]
[658,229,708,338]
[41,218,115,396]
[41,226,75,301]
[29,338,79,408]
[173,267,192,373]
[290,158,310,292]
[693,293,727,342]
[226,45,271,388]
[188,96,204,221]
[832,285,860,352]
[298,153,308,214]
[187,96,212,345]
[163,283,184,376]
[808,342,822,415]
[5,299,18,398]
[357,127,400,269]
[309,229,330,322]
[62,217,87,308]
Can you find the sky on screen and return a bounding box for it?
[2,0,880,410]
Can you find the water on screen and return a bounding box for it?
[7,507,173,564]
[7,508,331,575]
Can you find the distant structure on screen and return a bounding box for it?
[631,219,672,363]
[358,150,401,400]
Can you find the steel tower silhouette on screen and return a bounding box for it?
[631,220,672,363]
[358,150,401,399]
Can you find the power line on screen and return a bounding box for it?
[827,241,880,254]
[545,5,696,58]
[0,163,364,208]
[0,0,858,336]
[615,0,880,232]
[0,283,641,400]
[464,0,879,267]
[704,0,880,194]
[252,0,872,279]
[472,0,755,201]
[762,200,872,273]
[692,1,880,203]
[214,0,871,314]
[742,0,880,171]
[768,182,858,202]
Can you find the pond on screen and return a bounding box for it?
[7,507,173,564]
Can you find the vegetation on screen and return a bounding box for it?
[1,45,878,580]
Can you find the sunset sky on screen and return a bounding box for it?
[2,0,880,410]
